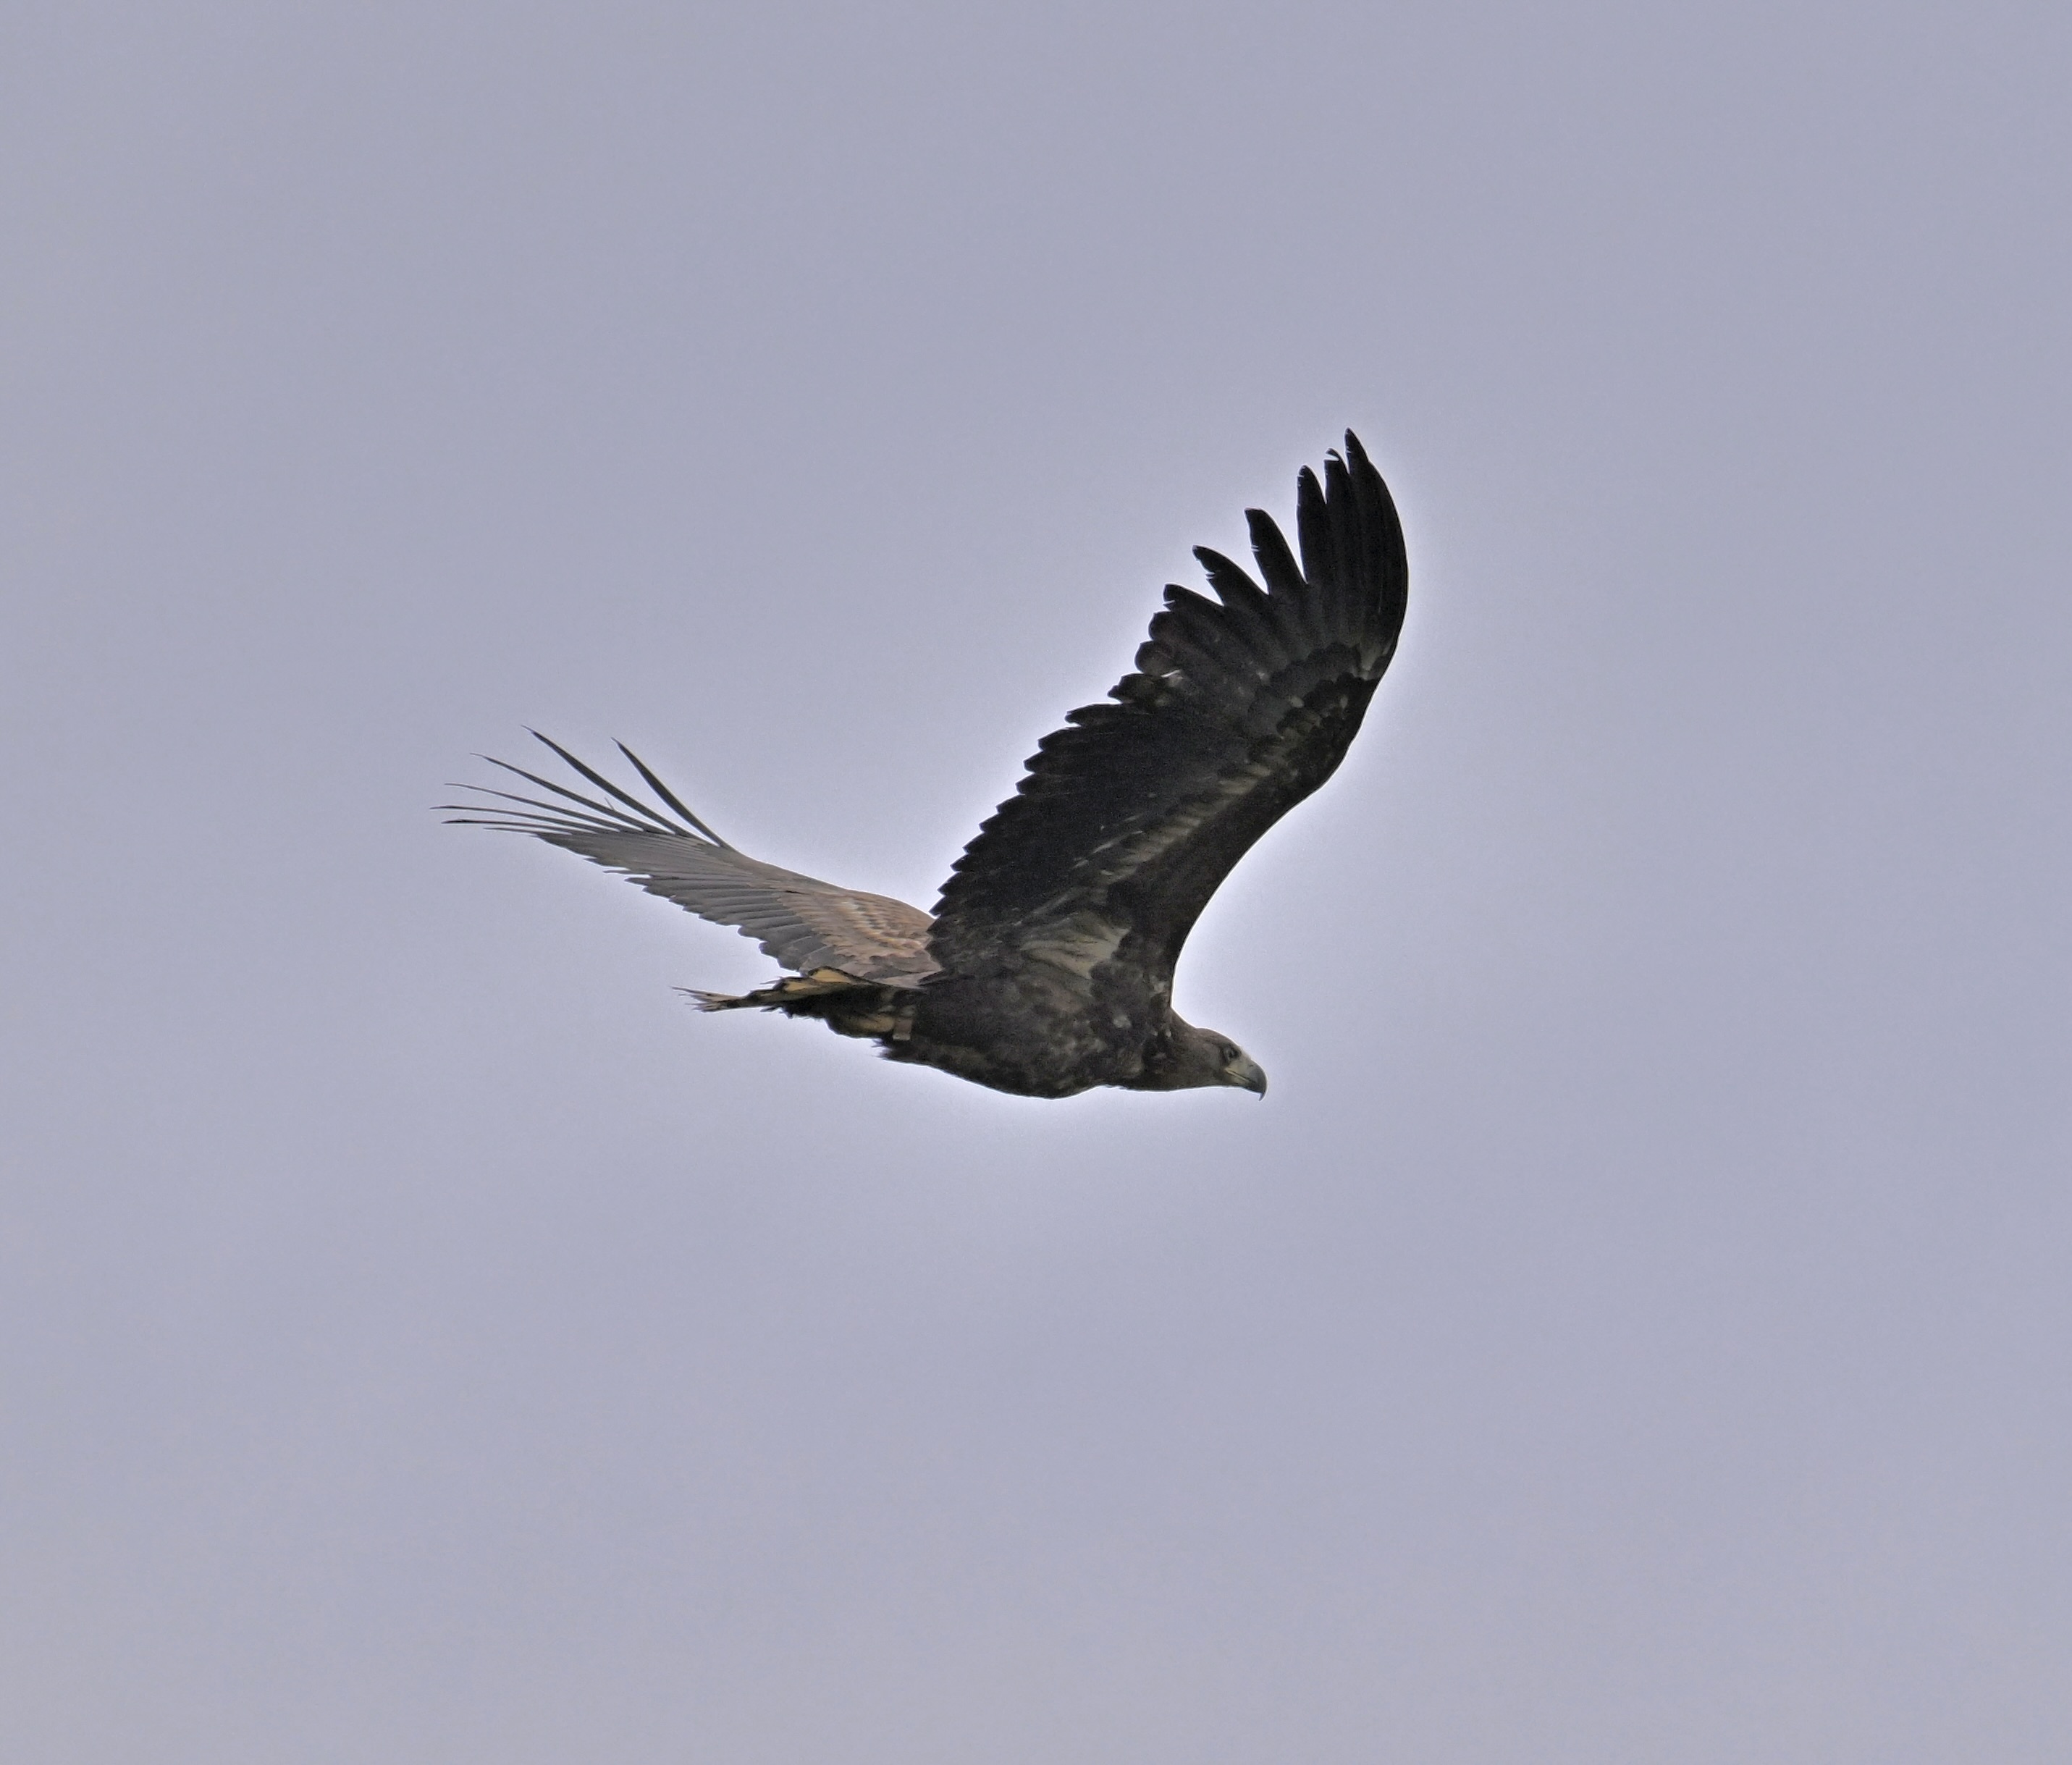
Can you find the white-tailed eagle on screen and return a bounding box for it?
[449,433,1408,1098]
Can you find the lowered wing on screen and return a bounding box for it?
[927,431,1407,980]
[446,733,938,987]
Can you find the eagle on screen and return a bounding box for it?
[448,432,1408,1098]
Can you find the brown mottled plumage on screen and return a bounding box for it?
[447,433,1409,1098]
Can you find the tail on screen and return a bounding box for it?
[677,970,918,1041]
[677,968,877,1013]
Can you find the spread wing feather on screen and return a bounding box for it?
[445,733,938,985]
[928,431,1406,977]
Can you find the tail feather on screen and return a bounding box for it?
[679,988,757,1011]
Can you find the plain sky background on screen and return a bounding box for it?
[4,1,2068,1760]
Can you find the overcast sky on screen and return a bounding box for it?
[4,2,2068,1760]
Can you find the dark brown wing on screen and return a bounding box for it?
[446,733,938,986]
[927,431,1407,980]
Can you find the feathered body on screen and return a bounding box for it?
[449,433,1408,1098]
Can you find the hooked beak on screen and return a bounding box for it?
[1229,1054,1268,1098]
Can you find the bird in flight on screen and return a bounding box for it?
[448,432,1408,1098]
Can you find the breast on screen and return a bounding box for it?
[889,966,1158,1098]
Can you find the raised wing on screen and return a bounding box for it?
[446,733,938,986]
[928,431,1407,978]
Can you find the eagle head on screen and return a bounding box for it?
[1134,1017,1268,1097]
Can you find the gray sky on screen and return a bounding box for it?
[4,1,2067,1759]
